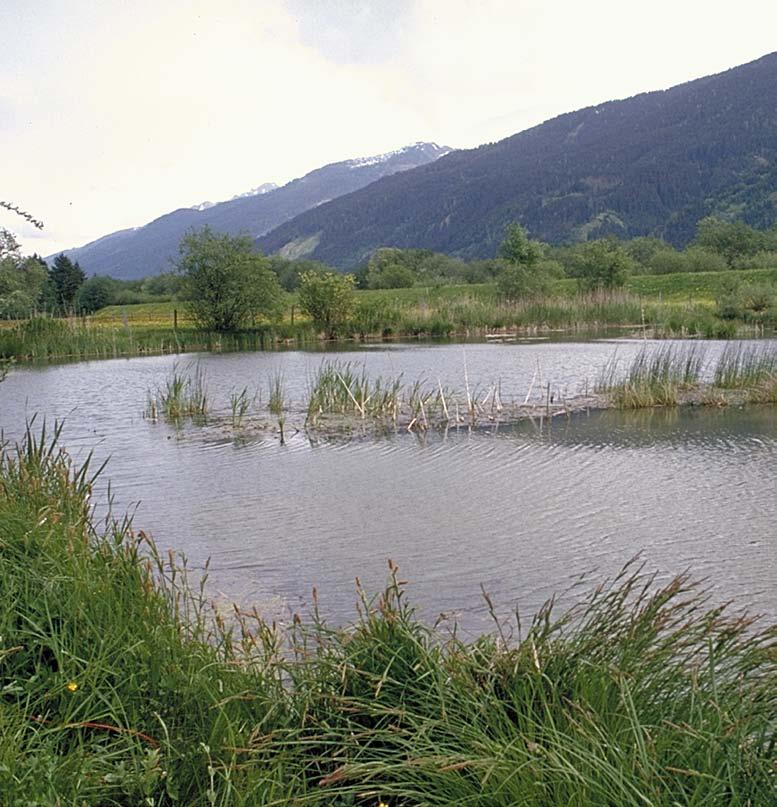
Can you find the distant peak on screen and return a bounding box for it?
[190,182,279,211]
[346,141,453,169]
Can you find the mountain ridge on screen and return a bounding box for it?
[53,142,451,279]
[256,52,777,268]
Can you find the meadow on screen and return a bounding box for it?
[0,267,775,362]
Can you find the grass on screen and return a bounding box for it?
[600,341,777,408]
[305,361,482,429]
[229,386,254,427]
[0,315,317,363]
[306,361,404,423]
[1,425,776,804]
[626,266,777,302]
[713,343,777,403]
[267,370,287,443]
[1,267,776,363]
[599,345,706,408]
[146,363,210,422]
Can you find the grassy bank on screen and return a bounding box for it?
[1,267,776,362]
[1,427,776,805]
[89,266,777,325]
[0,315,317,362]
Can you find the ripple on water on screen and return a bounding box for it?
[1,342,776,628]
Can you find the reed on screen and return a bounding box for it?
[306,361,403,423]
[268,369,287,442]
[1,428,775,805]
[228,385,254,427]
[713,342,777,389]
[146,363,209,422]
[599,345,705,408]
[0,315,317,362]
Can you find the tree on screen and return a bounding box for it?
[695,217,763,268]
[49,253,86,312]
[297,271,355,337]
[571,238,633,291]
[176,227,282,331]
[499,223,543,267]
[266,256,330,291]
[366,261,416,289]
[76,275,118,314]
[495,223,550,301]
[0,231,48,317]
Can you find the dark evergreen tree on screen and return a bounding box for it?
[49,254,86,312]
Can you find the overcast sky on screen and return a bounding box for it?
[2,0,776,257]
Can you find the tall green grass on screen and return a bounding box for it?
[598,345,706,408]
[306,361,404,422]
[306,361,462,429]
[3,276,773,365]
[229,386,254,427]
[1,427,776,804]
[713,343,777,403]
[146,364,210,422]
[0,315,316,362]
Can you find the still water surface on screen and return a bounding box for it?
[1,339,775,632]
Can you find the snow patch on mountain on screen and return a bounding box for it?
[191,182,279,211]
[346,142,452,169]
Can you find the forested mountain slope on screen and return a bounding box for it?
[257,53,777,268]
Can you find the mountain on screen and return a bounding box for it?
[257,53,777,269]
[192,183,279,211]
[55,143,451,279]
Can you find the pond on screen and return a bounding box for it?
[1,338,775,633]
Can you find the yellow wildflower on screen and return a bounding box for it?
[66,681,78,693]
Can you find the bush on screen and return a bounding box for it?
[496,263,551,301]
[681,246,727,273]
[297,270,356,337]
[571,239,634,290]
[76,276,119,314]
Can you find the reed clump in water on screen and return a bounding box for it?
[268,369,288,442]
[599,345,705,408]
[306,361,472,430]
[228,385,254,427]
[146,363,209,422]
[1,427,775,804]
[306,361,404,423]
[713,342,777,402]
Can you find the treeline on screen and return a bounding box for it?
[354,216,777,291]
[0,230,185,318]
[3,215,776,321]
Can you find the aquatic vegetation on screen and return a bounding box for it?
[713,342,777,403]
[598,345,705,408]
[2,268,776,364]
[228,385,254,426]
[306,361,488,429]
[267,369,288,443]
[146,363,209,422]
[713,342,777,389]
[1,428,775,804]
[306,361,403,423]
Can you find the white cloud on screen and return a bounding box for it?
[1,0,776,257]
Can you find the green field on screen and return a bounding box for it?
[2,267,775,362]
[90,267,777,328]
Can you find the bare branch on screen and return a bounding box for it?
[0,201,44,230]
